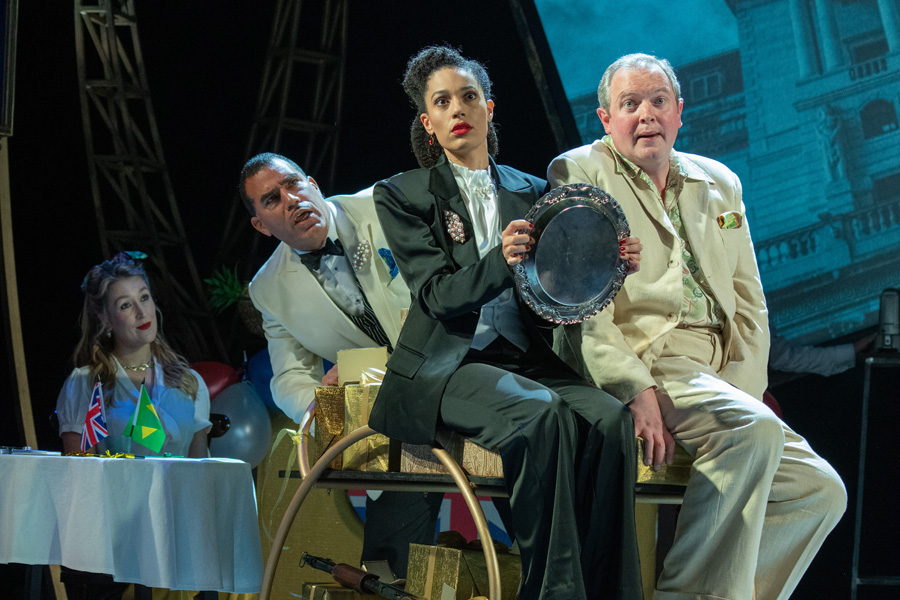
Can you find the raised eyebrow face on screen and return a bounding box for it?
[430,84,480,102]
[257,172,303,206]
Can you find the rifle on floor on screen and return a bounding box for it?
[300,552,420,600]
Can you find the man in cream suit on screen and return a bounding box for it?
[240,152,441,576]
[549,55,846,600]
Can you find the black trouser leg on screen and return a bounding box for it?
[440,359,642,600]
[362,490,444,578]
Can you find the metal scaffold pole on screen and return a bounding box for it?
[74,0,225,361]
[217,0,349,269]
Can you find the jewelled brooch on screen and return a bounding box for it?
[351,238,372,271]
[443,210,466,244]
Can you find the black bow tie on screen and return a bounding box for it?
[299,238,344,271]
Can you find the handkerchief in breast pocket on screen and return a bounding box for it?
[717,211,744,229]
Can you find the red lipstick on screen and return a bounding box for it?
[452,122,472,135]
[138,322,152,330]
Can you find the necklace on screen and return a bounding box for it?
[122,362,152,372]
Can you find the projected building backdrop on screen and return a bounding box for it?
[536,0,900,344]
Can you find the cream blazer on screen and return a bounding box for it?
[548,141,769,402]
[248,187,411,423]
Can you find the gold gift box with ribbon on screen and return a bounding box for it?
[635,438,693,486]
[312,386,346,469]
[401,431,504,478]
[342,383,400,472]
[312,346,391,470]
[406,533,520,600]
[301,581,367,599]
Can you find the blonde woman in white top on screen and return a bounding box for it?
[56,253,210,457]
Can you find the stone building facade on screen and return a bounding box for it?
[568,0,900,343]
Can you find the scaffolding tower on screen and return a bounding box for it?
[217,0,350,268]
[74,0,225,361]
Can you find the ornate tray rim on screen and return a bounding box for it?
[513,183,630,325]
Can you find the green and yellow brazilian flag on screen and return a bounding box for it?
[123,384,165,453]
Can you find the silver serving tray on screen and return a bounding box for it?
[513,183,629,324]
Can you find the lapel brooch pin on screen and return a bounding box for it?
[444,209,466,244]
[351,238,372,271]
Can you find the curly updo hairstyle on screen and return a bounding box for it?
[402,45,499,168]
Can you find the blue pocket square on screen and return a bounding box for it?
[378,248,398,279]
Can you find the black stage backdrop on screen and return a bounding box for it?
[2,2,896,599]
[4,0,558,448]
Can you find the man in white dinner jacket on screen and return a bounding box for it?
[240,152,441,576]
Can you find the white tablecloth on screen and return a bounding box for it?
[0,453,263,593]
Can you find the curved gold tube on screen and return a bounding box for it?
[431,447,501,600]
[259,425,376,600]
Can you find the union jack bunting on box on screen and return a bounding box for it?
[81,381,108,452]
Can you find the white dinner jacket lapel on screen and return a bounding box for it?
[276,247,378,353]
[332,194,409,346]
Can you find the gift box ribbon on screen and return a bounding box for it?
[359,367,385,385]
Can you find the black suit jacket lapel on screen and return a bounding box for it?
[493,160,539,225]
[429,157,480,267]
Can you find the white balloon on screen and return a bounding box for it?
[208,381,272,468]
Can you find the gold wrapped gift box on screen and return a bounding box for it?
[342,383,399,472]
[401,431,504,478]
[312,386,346,469]
[402,435,692,484]
[636,438,693,486]
[406,539,520,600]
[311,384,399,472]
[316,390,691,482]
[301,582,367,600]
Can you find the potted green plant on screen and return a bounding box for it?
[204,265,264,337]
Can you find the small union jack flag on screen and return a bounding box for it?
[81,381,108,452]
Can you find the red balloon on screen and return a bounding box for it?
[762,390,783,419]
[191,361,242,401]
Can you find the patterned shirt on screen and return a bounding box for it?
[601,136,723,328]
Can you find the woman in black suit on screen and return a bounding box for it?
[372,46,643,600]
